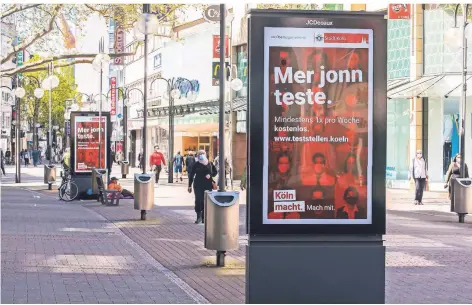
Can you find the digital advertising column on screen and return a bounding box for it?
[247,10,387,304]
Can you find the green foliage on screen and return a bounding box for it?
[21,55,78,129]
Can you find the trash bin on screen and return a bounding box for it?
[134,173,155,220]
[91,168,108,194]
[121,160,130,178]
[204,190,240,251]
[453,178,472,223]
[44,164,56,190]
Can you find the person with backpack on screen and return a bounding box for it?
[408,149,428,205]
[173,151,184,182]
[185,152,196,179]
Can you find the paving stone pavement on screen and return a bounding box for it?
[3,167,472,303]
[0,186,204,304]
[82,185,472,304]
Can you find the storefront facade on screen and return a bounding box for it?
[387,5,472,189]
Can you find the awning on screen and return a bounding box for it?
[387,77,410,92]
[197,97,247,115]
[388,73,472,99]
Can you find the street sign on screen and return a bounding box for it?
[117,113,122,119]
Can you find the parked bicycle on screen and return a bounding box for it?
[58,167,79,201]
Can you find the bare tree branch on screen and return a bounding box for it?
[1,4,63,65]
[1,4,42,20]
[22,59,94,74]
[1,50,137,75]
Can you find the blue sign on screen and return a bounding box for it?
[117,113,122,119]
[87,189,93,195]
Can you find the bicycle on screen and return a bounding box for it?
[58,167,79,201]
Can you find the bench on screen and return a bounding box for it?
[96,174,121,206]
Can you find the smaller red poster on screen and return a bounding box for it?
[213,35,229,59]
[110,77,116,116]
[388,4,411,20]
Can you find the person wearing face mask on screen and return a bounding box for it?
[188,150,217,224]
[302,153,336,187]
[408,149,428,205]
[336,187,366,219]
[445,154,469,210]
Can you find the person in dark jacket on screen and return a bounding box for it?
[188,150,217,224]
[185,152,196,178]
[445,153,469,211]
[336,186,366,219]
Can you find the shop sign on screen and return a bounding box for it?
[203,5,226,23]
[110,77,116,116]
[212,61,230,86]
[114,27,125,65]
[212,35,229,59]
[388,4,411,20]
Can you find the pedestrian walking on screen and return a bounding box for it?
[240,165,247,190]
[23,149,30,167]
[408,149,428,205]
[149,145,166,184]
[445,153,469,211]
[173,151,184,182]
[188,150,217,224]
[0,149,6,176]
[32,148,39,167]
[214,153,231,187]
[138,150,143,170]
[5,149,11,165]
[185,152,195,178]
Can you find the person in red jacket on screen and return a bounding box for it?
[150,145,166,184]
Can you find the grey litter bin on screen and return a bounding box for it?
[91,168,108,194]
[121,160,130,178]
[204,190,240,266]
[453,178,472,223]
[43,164,56,190]
[134,173,155,220]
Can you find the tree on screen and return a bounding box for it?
[20,56,78,148]
[0,4,205,75]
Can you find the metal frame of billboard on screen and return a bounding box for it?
[247,9,387,236]
[70,111,112,176]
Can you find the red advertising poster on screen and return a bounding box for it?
[388,4,411,20]
[75,116,107,172]
[263,27,373,224]
[212,35,229,59]
[110,77,116,116]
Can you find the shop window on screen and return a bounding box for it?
[386,99,410,180]
[236,110,246,134]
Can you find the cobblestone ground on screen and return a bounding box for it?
[1,186,203,304]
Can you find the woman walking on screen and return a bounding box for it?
[445,153,469,211]
[408,149,428,205]
[188,150,217,224]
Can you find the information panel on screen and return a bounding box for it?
[74,115,107,172]
[263,27,373,225]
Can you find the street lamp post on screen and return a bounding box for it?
[13,77,26,183]
[41,63,59,165]
[150,77,196,183]
[451,4,471,223]
[123,87,145,170]
[92,38,111,170]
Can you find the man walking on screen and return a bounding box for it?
[149,145,166,184]
[185,152,195,179]
[173,151,184,182]
[409,149,428,205]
